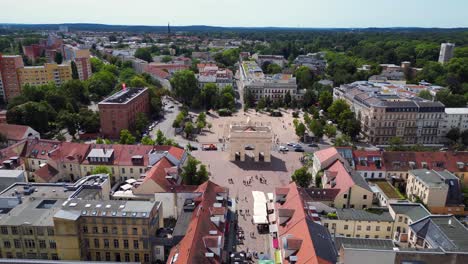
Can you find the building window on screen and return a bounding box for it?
[125,253,130,262]
[11,227,18,235]
[357,225,362,231]
[122,227,127,235]
[130,168,133,173]
[387,226,391,232]
[132,227,138,235]
[133,240,139,249]
[122,168,125,174]
[398,216,403,222]
[376,226,380,231]
[84,238,89,247]
[114,239,119,248]
[343,194,348,199]
[365,235,370,238]
[39,240,46,248]
[92,226,98,234]
[47,228,54,236]
[1,226,8,234]
[144,253,150,262]
[14,239,21,248]
[105,252,111,261]
[102,226,108,234]
[83,226,88,233]
[104,239,109,248]
[124,239,129,249]
[49,240,56,249]
[112,227,118,235]
[94,239,100,248]
[24,239,35,248]
[363,195,367,199]
[134,253,140,262]
[3,240,11,248]
[374,235,379,239]
[95,252,101,261]
[344,225,349,230]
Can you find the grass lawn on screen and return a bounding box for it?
[375,181,404,199]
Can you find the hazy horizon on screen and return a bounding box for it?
[2,0,468,28]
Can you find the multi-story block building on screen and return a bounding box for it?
[388,203,431,242]
[17,63,72,87]
[0,175,111,261]
[439,108,468,140]
[334,82,445,145]
[406,169,464,214]
[54,199,162,263]
[62,44,92,81]
[239,60,299,102]
[252,54,286,68]
[0,55,24,101]
[438,43,455,64]
[98,87,150,138]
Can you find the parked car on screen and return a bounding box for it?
[245,145,255,150]
[287,142,296,146]
[308,143,318,147]
[202,144,218,151]
[279,146,289,151]
[294,148,305,152]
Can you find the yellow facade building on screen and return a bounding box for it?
[18,63,72,87]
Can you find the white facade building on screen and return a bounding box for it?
[438,43,455,64]
[439,108,468,140]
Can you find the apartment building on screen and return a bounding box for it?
[439,108,468,140]
[0,175,110,261]
[406,169,464,214]
[0,124,40,146]
[388,203,431,242]
[98,87,150,138]
[293,52,327,74]
[239,60,299,102]
[18,63,72,87]
[334,82,445,145]
[0,55,24,101]
[322,209,395,239]
[252,54,286,68]
[197,63,233,89]
[62,44,92,81]
[54,199,162,263]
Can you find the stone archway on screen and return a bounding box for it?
[229,119,272,162]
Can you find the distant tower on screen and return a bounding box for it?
[438,43,455,64]
[167,22,171,38]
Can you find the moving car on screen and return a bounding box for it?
[202,144,218,151]
[279,146,289,151]
[308,143,318,147]
[294,147,305,152]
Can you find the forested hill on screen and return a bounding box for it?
[1,23,467,33]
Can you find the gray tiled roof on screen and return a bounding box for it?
[409,169,452,187]
[306,218,338,263]
[334,237,395,251]
[410,215,468,252]
[389,203,430,222]
[335,208,393,222]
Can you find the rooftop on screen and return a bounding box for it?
[409,169,456,187]
[333,208,393,222]
[445,108,468,114]
[99,87,147,104]
[372,180,403,199]
[389,203,430,222]
[0,170,24,178]
[334,237,395,251]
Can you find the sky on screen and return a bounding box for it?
[1,0,468,28]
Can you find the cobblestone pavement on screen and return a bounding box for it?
[192,151,304,257]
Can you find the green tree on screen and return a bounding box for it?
[134,48,153,62]
[295,122,306,140]
[266,63,282,74]
[196,164,209,184]
[134,112,149,134]
[57,111,80,138]
[156,129,166,145]
[319,91,333,110]
[181,156,200,185]
[119,129,136,144]
[292,167,313,188]
[388,136,405,151]
[141,136,155,145]
[54,52,63,64]
[244,89,255,108]
[71,61,79,80]
[91,166,112,176]
[324,124,337,138]
[171,70,199,105]
[461,130,468,146]
[201,83,219,110]
[418,90,433,100]
[295,66,314,89]
[184,122,194,138]
[96,137,104,144]
[334,135,352,147]
[327,99,349,122]
[256,97,267,111]
[284,91,292,106]
[161,55,172,63]
[78,109,100,133]
[309,119,324,140]
[446,128,460,143]
[90,57,104,73]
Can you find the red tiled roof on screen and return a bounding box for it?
[299,188,340,202]
[314,147,339,165]
[352,150,385,171]
[0,140,27,166]
[48,142,90,164]
[24,139,61,160]
[167,181,228,264]
[34,163,59,182]
[276,187,290,195]
[143,157,178,191]
[324,160,354,195]
[0,124,30,141]
[277,182,335,264]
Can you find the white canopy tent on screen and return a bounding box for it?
[252,191,268,224]
[253,215,268,224]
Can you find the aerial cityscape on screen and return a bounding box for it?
[0,1,468,264]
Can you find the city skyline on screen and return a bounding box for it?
[2,0,468,28]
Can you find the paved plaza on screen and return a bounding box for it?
[192,150,304,257]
